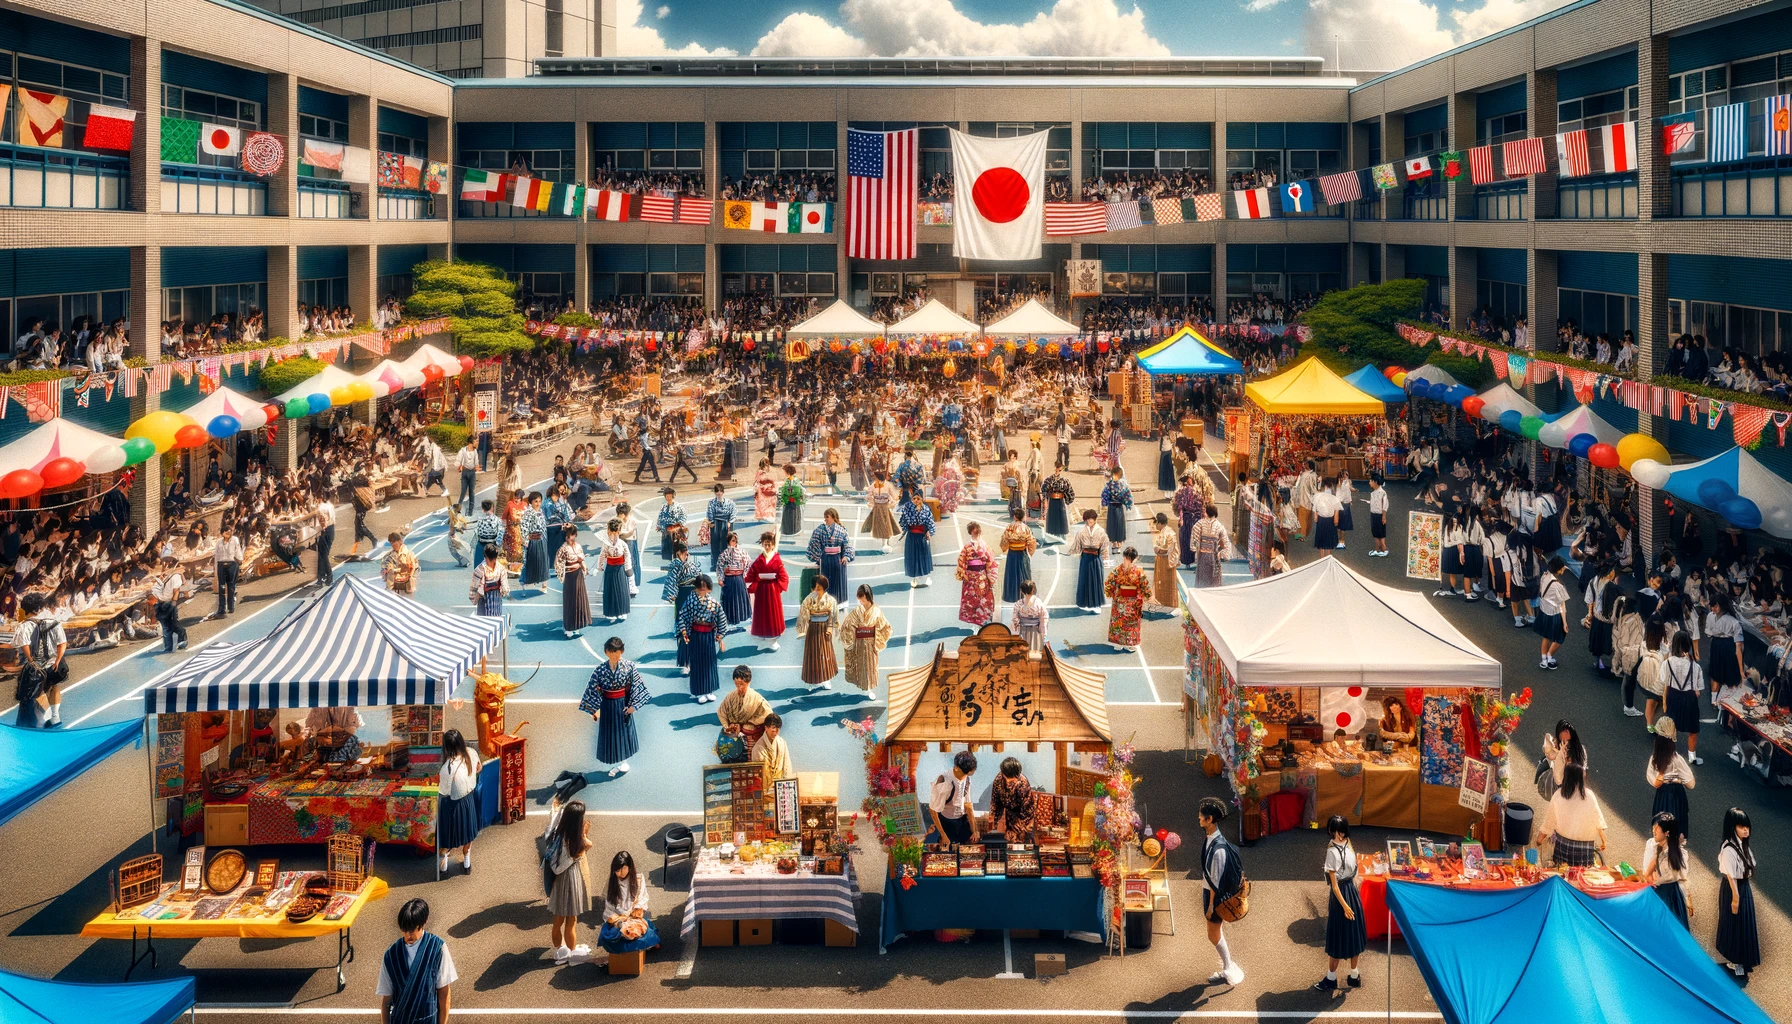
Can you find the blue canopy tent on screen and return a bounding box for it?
[1137,325,1244,376]
[1630,445,1792,540]
[1342,364,1406,404]
[1386,877,1772,1024]
[0,718,142,827]
[0,969,193,1024]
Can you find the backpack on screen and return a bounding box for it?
[1635,648,1666,697]
[15,618,63,705]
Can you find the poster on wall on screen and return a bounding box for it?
[1406,511,1443,580]
[880,792,927,837]
[472,384,497,435]
[1458,755,1494,814]
[1066,259,1102,298]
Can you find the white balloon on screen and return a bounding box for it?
[85,444,127,474]
[1629,459,1672,489]
[1537,420,1569,448]
[1764,504,1792,539]
[1480,402,1510,423]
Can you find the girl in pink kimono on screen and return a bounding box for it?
[933,455,964,515]
[955,521,998,626]
[752,459,778,521]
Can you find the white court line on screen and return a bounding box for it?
[193,1009,1447,1019]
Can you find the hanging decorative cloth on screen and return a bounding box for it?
[1732,404,1772,449]
[1775,411,1792,446]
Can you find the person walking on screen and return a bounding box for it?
[797,574,839,690]
[1100,467,1133,544]
[554,525,592,638]
[1535,555,1571,670]
[1198,797,1246,986]
[778,465,806,538]
[899,494,936,588]
[1042,468,1075,545]
[679,575,727,702]
[807,508,855,604]
[1648,721,1696,838]
[1313,815,1365,992]
[544,800,593,966]
[655,487,686,561]
[862,471,900,552]
[1367,474,1389,557]
[578,637,650,776]
[1104,547,1148,653]
[313,492,337,585]
[13,593,67,728]
[663,541,701,676]
[152,555,188,653]
[1662,632,1707,765]
[376,899,456,1024]
[1716,807,1760,981]
[436,729,481,875]
[955,522,997,626]
[469,544,509,618]
[598,519,632,623]
[382,531,419,597]
[1010,579,1049,654]
[705,483,735,571]
[1001,508,1036,605]
[456,438,480,514]
[716,531,751,629]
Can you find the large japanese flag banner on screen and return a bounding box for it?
[949,128,1047,261]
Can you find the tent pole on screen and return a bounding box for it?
[1385,899,1392,1023]
[146,717,158,857]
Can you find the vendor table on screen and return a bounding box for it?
[82,878,388,991]
[1720,696,1792,760]
[680,861,859,941]
[247,777,437,850]
[878,874,1105,951]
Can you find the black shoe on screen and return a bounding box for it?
[1347,973,1362,988]
[1312,977,1338,992]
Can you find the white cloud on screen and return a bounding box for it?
[754,12,872,57]
[655,4,670,18]
[748,0,1169,58]
[1304,0,1577,72]
[614,0,736,55]
[1450,0,1566,43]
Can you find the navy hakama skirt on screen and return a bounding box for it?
[1046,498,1069,538]
[1076,551,1106,610]
[904,530,933,578]
[595,689,639,764]
[817,552,849,603]
[1003,550,1032,603]
[602,562,631,619]
[1717,878,1761,969]
[721,574,751,623]
[688,624,720,696]
[1106,504,1127,544]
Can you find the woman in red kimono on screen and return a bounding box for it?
[1104,546,1149,653]
[955,521,998,626]
[746,530,789,650]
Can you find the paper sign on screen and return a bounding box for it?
[774,777,801,835]
[1459,755,1494,814]
[881,792,927,837]
[1406,510,1443,581]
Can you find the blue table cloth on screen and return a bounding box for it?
[879,874,1106,949]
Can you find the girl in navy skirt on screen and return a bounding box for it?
[716,531,752,627]
[599,519,632,622]
[1313,815,1365,992]
[1642,811,1691,929]
[1717,807,1760,979]
[1705,594,1746,704]
[1156,428,1176,493]
[1535,556,1570,669]
[1333,472,1355,537]
[436,728,481,874]
[1072,509,1111,611]
[1662,632,1707,765]
[1647,723,1695,839]
[1310,476,1340,551]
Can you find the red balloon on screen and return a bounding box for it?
[38,457,84,488]
[458,356,474,373]
[422,364,445,382]
[476,409,487,421]
[743,339,756,352]
[1461,396,1485,418]
[1382,366,1403,380]
[175,424,209,448]
[1156,828,1169,842]
[1587,443,1621,469]
[0,468,43,499]
[263,404,284,422]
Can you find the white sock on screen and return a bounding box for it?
[1325,970,1337,981]
[1348,969,1360,978]
[1215,934,1234,971]
[50,704,60,721]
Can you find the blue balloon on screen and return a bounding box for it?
[1413,381,1436,401]
[1446,385,1472,405]
[1697,477,1736,508]
[1720,496,1763,530]
[306,393,332,415]
[1567,433,1597,457]
[207,414,240,439]
[1499,409,1524,433]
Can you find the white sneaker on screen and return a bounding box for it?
[682,666,690,676]
[1434,589,1450,597]
[1464,593,1479,602]
[1224,965,1245,986]
[818,681,832,690]
[1623,707,1644,717]
[770,641,781,651]
[572,944,591,960]
[1207,970,1228,984]
[552,945,573,965]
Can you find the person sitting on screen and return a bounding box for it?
[986,756,1035,841]
[749,712,793,780]
[597,851,660,961]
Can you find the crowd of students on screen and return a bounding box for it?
[587,170,708,198]
[1081,169,1216,202]
[716,173,836,204]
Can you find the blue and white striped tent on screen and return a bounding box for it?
[143,575,504,713]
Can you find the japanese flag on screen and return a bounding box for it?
[949,127,1047,261]
[1321,686,1370,736]
[200,123,242,156]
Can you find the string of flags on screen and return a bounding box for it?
[1394,322,1792,450]
[524,318,1308,355]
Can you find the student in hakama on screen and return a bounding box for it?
[839,584,891,693]
[655,488,686,561]
[1073,509,1112,612]
[598,519,632,622]
[1100,467,1133,543]
[899,495,936,588]
[778,465,806,537]
[798,574,839,689]
[616,502,642,592]
[553,525,591,638]
[955,522,999,626]
[716,531,751,629]
[1150,512,1179,609]
[894,447,925,503]
[1174,473,1206,566]
[747,532,789,650]
[1311,815,1365,993]
[1010,579,1049,654]
[807,509,855,603]
[1000,509,1036,605]
[662,541,701,675]
[705,483,735,571]
[679,575,727,702]
[1104,546,1148,652]
[1041,470,1075,544]
[468,544,510,617]
[1191,504,1235,590]
[376,899,456,1024]
[578,637,651,775]
[863,471,900,552]
[519,493,551,595]
[1157,427,1177,493]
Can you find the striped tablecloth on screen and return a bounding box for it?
[679,863,858,938]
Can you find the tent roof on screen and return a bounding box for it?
[1538,403,1625,448]
[887,298,980,335]
[1138,326,1244,376]
[269,362,362,406]
[1244,357,1385,416]
[177,386,269,433]
[0,719,142,827]
[1405,364,1461,388]
[1651,446,1792,539]
[1387,877,1773,1024]
[788,299,888,337]
[885,625,1109,745]
[1183,557,1502,687]
[358,359,428,399]
[1342,364,1407,404]
[0,968,194,1024]
[982,298,1081,336]
[1475,382,1543,422]
[0,420,125,476]
[145,575,504,713]
[401,343,465,374]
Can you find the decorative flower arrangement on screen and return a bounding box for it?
[1091,739,1140,937]
[846,716,911,846]
[1471,687,1533,798]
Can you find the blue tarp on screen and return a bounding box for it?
[0,718,142,828]
[1342,364,1407,404]
[1386,876,1772,1024]
[1137,326,1244,376]
[0,969,193,1024]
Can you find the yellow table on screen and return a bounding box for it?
[83,877,388,991]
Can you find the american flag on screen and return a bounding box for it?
[674,197,712,224]
[638,194,677,223]
[1502,137,1547,176]
[1555,129,1591,178]
[1317,169,1362,205]
[846,128,916,260]
[1468,145,1496,184]
[1044,202,1107,235]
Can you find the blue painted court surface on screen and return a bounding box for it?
[36,475,1245,819]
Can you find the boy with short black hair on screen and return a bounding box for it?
[377,898,456,1024]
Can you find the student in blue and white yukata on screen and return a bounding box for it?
[705,483,736,571]
[899,494,935,588]
[662,540,701,674]
[578,636,651,777]
[468,544,509,618]
[807,508,855,603]
[656,487,686,561]
[376,899,456,1024]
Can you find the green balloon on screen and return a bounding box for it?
[1519,415,1545,440]
[120,436,157,466]
[285,398,310,419]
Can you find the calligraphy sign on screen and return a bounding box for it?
[912,624,1094,744]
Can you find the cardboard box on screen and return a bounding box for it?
[607,950,644,975]
[824,919,857,947]
[1035,953,1067,977]
[204,803,249,845]
[739,918,774,945]
[699,919,735,947]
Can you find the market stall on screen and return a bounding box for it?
[1242,357,1388,480]
[787,298,888,338]
[0,966,194,1024]
[1136,325,1245,439]
[1183,559,1518,842]
[0,418,135,503]
[1341,364,1407,405]
[872,623,1112,952]
[141,575,503,853]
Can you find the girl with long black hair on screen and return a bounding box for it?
[1717,807,1760,979]
[1641,811,1691,929]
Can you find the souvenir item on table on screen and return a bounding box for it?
[1071,849,1094,879]
[285,874,333,923]
[179,847,206,897]
[321,892,358,921]
[327,833,367,893]
[1006,846,1041,877]
[113,854,164,912]
[956,850,985,876]
[922,851,959,877]
[254,860,280,887]
[776,854,799,874]
[205,849,247,894]
[190,897,234,920]
[1387,840,1414,872]
[985,850,1008,875]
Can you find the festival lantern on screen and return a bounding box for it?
[942,358,957,378]
[1025,341,1038,355]
[1096,338,1109,353]
[1003,340,1016,354]
[1071,339,1087,354]
[1616,433,1670,472]
[38,457,84,489]
[1586,442,1620,469]
[421,364,445,383]
[207,415,241,439]
[645,336,657,353]
[0,469,43,499]
[1044,342,1059,357]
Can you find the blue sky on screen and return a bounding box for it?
[614,0,1573,74]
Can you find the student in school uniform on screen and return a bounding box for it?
[1309,477,1341,552]
[928,750,979,845]
[1366,475,1390,557]
[1704,594,1746,712]
[1535,555,1571,670]
[1662,632,1708,765]
[376,899,456,1024]
[1312,815,1366,993]
[1641,811,1692,929]
[1716,807,1760,981]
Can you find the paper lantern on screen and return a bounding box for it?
[120,437,157,466]
[941,359,957,378]
[1720,496,1763,530]
[306,393,332,415]
[0,469,43,499]
[1498,410,1524,433]
[1697,477,1736,507]
[1616,433,1670,471]
[1390,371,1406,387]
[1096,339,1110,353]
[174,424,209,449]
[1629,458,1671,489]
[1586,442,1620,469]
[125,410,191,454]
[1461,396,1485,418]
[458,356,475,373]
[1164,832,1181,852]
[207,414,240,439]
[85,444,127,475]
[1567,433,1597,458]
[1520,415,1545,440]
[38,457,84,488]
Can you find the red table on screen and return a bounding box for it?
[1359,873,1648,940]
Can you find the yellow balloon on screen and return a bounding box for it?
[329,385,354,406]
[348,381,375,402]
[1391,371,1407,387]
[1616,433,1670,471]
[125,410,191,454]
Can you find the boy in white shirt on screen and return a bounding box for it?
[1367,475,1390,557]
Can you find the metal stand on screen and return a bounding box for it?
[126,926,158,979]
[123,924,354,992]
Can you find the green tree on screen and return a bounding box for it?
[1298,279,1488,387]
[403,260,532,357]
[258,355,326,397]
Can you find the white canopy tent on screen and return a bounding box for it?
[787,299,887,337]
[270,363,363,407]
[357,359,428,399]
[1474,382,1542,423]
[1404,365,1462,388]
[179,386,270,433]
[401,343,466,376]
[1183,557,1502,688]
[0,419,127,476]
[982,298,1080,336]
[887,298,980,335]
[1538,403,1626,448]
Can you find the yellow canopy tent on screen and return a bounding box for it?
[1244,356,1386,416]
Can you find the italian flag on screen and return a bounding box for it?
[791,203,832,233]
[589,188,634,221]
[460,168,506,202]
[554,182,585,216]
[756,201,790,232]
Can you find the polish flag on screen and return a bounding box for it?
[1233,187,1271,220]
[81,104,136,151]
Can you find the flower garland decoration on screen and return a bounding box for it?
[845,715,912,846]
[1470,687,1533,798]
[1091,738,1140,945]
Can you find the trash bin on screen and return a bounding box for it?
[1505,802,1534,847]
[1123,908,1153,951]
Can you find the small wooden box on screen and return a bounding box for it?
[607,950,644,975]
[1035,953,1067,977]
[739,918,773,945]
[699,919,735,947]
[824,919,857,947]
[204,803,248,846]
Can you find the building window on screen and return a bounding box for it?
[9,51,129,153]
[1557,88,1638,133]
[377,273,415,299]
[299,277,349,310]
[162,85,260,170]
[545,0,564,57]
[1402,130,1446,157]
[162,283,266,324]
[1673,299,1792,356]
[1478,112,1527,146]
[378,132,428,159]
[1558,288,1638,340]
[9,289,128,342]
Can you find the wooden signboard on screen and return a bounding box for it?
[886,624,1109,747]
